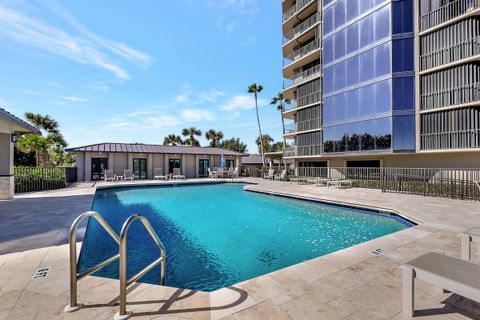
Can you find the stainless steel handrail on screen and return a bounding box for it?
[64,211,120,313]
[115,214,166,320]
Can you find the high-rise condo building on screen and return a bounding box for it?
[281,0,480,169]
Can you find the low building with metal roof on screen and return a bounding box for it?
[66,142,246,181]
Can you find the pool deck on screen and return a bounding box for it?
[1,178,480,319]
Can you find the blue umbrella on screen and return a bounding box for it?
[220,153,225,168]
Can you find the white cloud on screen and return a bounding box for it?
[180,108,215,122]
[62,96,86,102]
[175,94,189,104]
[91,85,109,91]
[0,1,151,79]
[219,94,267,111]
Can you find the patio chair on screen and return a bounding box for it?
[172,168,185,180]
[153,168,167,180]
[124,169,134,182]
[264,169,275,180]
[104,169,115,182]
[275,169,287,181]
[208,168,217,179]
[401,252,480,317]
[217,168,224,178]
[227,167,234,178]
[475,180,480,191]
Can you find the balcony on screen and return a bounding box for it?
[420,0,480,32]
[283,0,316,22]
[421,128,480,150]
[421,36,480,71]
[297,144,323,156]
[283,39,321,67]
[297,91,321,108]
[284,65,321,90]
[283,146,296,157]
[283,12,320,44]
[421,82,480,111]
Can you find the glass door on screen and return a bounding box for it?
[199,159,209,177]
[133,158,147,179]
[91,158,108,180]
[168,159,181,174]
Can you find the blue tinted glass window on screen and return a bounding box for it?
[334,62,346,91]
[324,7,334,35]
[375,42,391,77]
[323,127,335,153]
[335,93,346,122]
[393,38,414,72]
[324,97,335,123]
[324,37,334,64]
[393,115,415,151]
[335,125,347,152]
[346,23,359,54]
[359,120,375,150]
[324,67,334,94]
[323,0,335,7]
[359,0,374,15]
[345,89,359,119]
[359,15,374,48]
[359,49,374,82]
[375,80,391,113]
[374,117,392,150]
[334,0,346,29]
[334,31,346,60]
[392,0,413,34]
[345,56,359,87]
[346,122,360,151]
[374,5,390,41]
[360,84,375,116]
[347,0,359,21]
[393,77,414,110]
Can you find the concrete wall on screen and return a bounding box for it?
[0,133,12,176]
[75,153,85,181]
[113,153,128,176]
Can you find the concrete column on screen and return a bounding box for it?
[210,155,215,169]
[127,153,133,170]
[85,152,92,181]
[108,153,114,171]
[181,154,186,176]
[164,154,169,174]
[0,133,14,200]
[195,155,200,178]
[147,154,153,179]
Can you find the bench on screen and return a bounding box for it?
[402,252,480,317]
[327,179,353,188]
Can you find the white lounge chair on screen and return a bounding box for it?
[217,168,225,178]
[104,169,115,182]
[264,169,274,180]
[173,168,185,180]
[208,168,217,179]
[153,168,167,180]
[227,168,235,178]
[275,170,287,181]
[475,180,480,191]
[124,169,134,182]
[327,179,353,188]
[402,252,480,317]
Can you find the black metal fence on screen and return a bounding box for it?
[14,167,77,193]
[296,167,480,201]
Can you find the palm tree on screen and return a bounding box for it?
[248,83,265,166]
[182,127,202,147]
[17,113,67,166]
[271,92,290,150]
[205,129,224,147]
[163,134,183,146]
[255,134,274,155]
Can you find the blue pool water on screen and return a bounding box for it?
[78,183,413,292]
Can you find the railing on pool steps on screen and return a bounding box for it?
[64,211,166,320]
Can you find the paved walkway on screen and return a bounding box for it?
[0,179,479,320]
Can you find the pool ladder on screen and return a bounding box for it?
[64,211,166,320]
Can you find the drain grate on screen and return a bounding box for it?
[32,267,51,279]
[370,248,386,256]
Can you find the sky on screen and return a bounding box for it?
[0,0,284,153]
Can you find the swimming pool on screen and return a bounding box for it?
[78,183,414,292]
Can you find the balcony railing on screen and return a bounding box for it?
[284,123,295,134]
[283,0,316,22]
[421,82,480,110]
[283,146,297,157]
[284,118,322,134]
[297,91,321,108]
[284,65,321,89]
[284,100,297,111]
[421,36,480,70]
[284,39,321,67]
[283,12,320,44]
[297,144,323,156]
[421,128,480,150]
[420,0,480,32]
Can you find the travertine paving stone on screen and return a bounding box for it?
[0,178,479,319]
